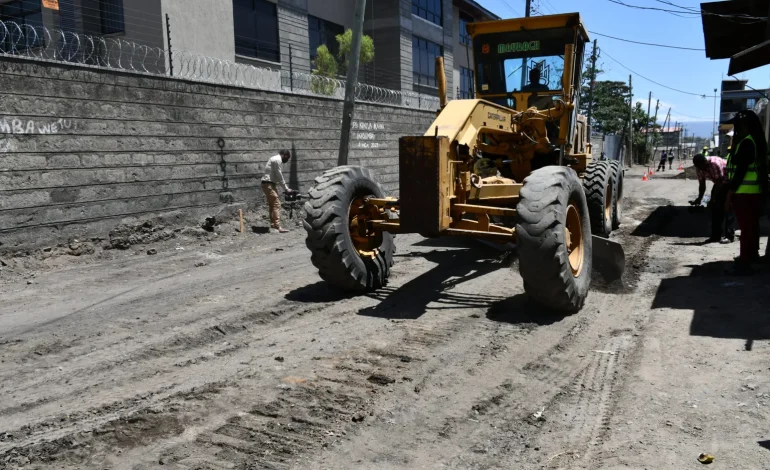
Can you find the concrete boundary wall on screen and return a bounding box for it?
[0,58,436,251]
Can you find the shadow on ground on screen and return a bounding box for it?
[631,205,711,239]
[759,440,770,452]
[486,294,569,326]
[358,244,513,320]
[284,281,353,303]
[652,261,770,345]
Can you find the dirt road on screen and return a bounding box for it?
[1,166,769,469]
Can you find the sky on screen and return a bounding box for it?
[475,0,770,136]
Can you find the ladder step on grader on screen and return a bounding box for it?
[303,12,625,313]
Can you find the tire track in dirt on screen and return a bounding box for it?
[536,334,633,469]
[0,243,439,434]
[0,237,520,469]
[306,196,673,469]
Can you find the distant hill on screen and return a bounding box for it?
[675,121,714,138]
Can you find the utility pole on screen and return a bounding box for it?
[337,0,367,166]
[644,91,652,164]
[661,107,671,154]
[519,0,533,90]
[627,74,633,166]
[651,99,660,160]
[683,125,687,159]
[587,39,598,130]
[712,87,718,139]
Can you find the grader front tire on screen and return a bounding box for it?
[609,160,624,230]
[304,166,395,292]
[584,161,616,238]
[517,166,593,313]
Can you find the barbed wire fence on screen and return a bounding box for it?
[0,19,442,111]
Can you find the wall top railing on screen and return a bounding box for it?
[0,19,442,112]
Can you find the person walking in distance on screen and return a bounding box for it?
[691,153,734,244]
[657,150,668,172]
[261,149,295,233]
[724,110,768,275]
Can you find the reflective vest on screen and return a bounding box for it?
[727,135,761,194]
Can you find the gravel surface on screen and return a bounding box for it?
[1,165,769,470]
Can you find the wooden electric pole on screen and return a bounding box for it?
[587,39,598,130]
[651,99,660,161]
[525,0,532,16]
[337,0,367,166]
[628,74,633,166]
[644,91,652,163]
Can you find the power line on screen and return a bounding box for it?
[541,0,558,14]
[607,0,767,23]
[599,47,709,97]
[655,0,768,21]
[670,111,713,120]
[497,0,522,17]
[588,31,704,51]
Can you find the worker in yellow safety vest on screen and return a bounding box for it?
[724,110,769,274]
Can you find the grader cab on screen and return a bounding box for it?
[303,13,625,312]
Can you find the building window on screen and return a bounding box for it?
[459,12,472,46]
[0,0,43,47]
[412,0,442,26]
[459,66,473,98]
[233,0,280,63]
[412,36,442,87]
[100,0,125,34]
[308,15,344,62]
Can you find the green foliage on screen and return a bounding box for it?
[591,81,632,135]
[631,102,660,162]
[311,45,339,96]
[336,29,375,73]
[578,51,664,163]
[578,50,603,117]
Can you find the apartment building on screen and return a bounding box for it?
[0,0,499,97]
[718,78,767,154]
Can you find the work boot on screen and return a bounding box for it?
[719,237,733,244]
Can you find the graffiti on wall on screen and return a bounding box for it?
[0,117,74,135]
[353,121,385,149]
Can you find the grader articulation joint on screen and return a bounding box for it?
[303,13,625,312]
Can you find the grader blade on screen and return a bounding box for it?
[591,236,625,282]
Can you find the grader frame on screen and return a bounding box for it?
[303,12,625,312]
[354,14,590,246]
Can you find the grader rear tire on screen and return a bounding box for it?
[609,160,624,230]
[304,166,394,292]
[517,166,593,312]
[583,161,616,238]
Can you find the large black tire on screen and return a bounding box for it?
[517,166,593,312]
[609,160,624,230]
[304,166,395,292]
[583,161,616,238]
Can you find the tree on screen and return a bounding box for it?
[578,50,603,118]
[591,81,632,135]
[311,45,338,95]
[630,102,659,162]
[310,29,375,96]
[335,29,375,74]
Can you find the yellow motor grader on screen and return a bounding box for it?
[303,13,625,312]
